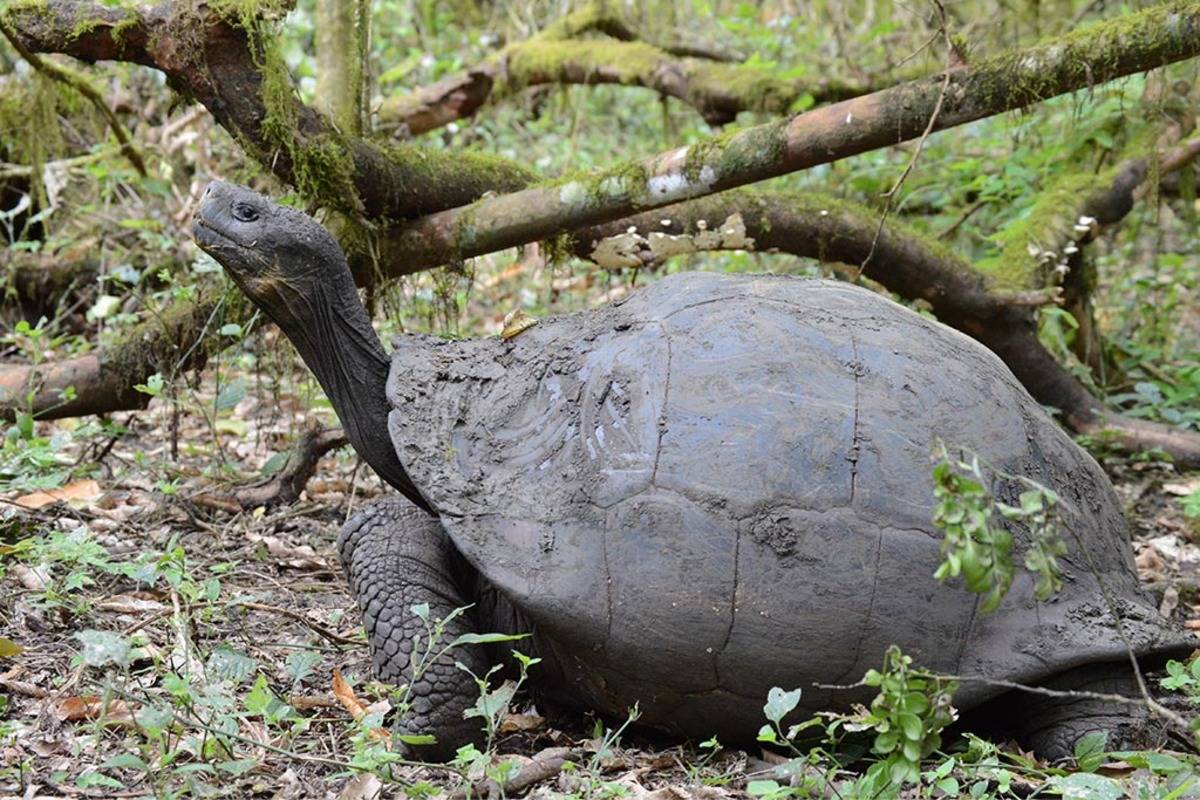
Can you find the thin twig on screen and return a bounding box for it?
[234,601,360,646]
[857,0,955,277]
[121,598,360,646]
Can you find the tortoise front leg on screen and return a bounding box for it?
[338,497,489,760]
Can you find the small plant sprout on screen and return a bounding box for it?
[854,646,958,786]
[389,603,527,750]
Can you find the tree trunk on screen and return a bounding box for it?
[315,0,368,135]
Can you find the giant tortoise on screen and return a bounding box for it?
[193,181,1189,760]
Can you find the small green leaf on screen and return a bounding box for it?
[935,777,960,796]
[746,780,782,797]
[217,759,259,775]
[1074,730,1108,772]
[397,733,438,745]
[763,686,802,725]
[100,753,149,772]
[756,724,778,744]
[206,645,256,684]
[1047,772,1122,800]
[448,632,529,647]
[215,379,246,411]
[0,636,23,657]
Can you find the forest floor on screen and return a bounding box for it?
[2,352,1200,799]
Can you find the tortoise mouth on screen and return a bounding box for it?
[192,217,241,256]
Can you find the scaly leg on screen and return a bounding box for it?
[338,497,489,760]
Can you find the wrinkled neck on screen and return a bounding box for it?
[278,279,431,512]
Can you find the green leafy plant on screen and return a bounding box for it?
[931,442,1067,612]
[853,646,958,786]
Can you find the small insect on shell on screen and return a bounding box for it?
[501,309,539,340]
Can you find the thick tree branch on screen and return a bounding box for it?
[3,0,534,220]
[0,287,238,420]
[379,34,868,135]
[378,1,1200,274]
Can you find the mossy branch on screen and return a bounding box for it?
[3,0,535,220]
[378,0,1200,274]
[0,16,146,177]
[0,286,241,420]
[377,4,861,135]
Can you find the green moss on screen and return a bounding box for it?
[537,0,615,41]
[503,39,796,116]
[682,118,788,184]
[68,14,103,40]
[105,283,246,385]
[969,1,1191,110]
[0,0,50,20]
[0,73,65,216]
[582,159,649,206]
[689,63,795,113]
[978,125,1159,290]
[111,14,139,46]
[203,0,363,212]
[503,40,663,93]
[376,141,536,213]
[976,171,1110,290]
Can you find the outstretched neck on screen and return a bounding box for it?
[280,281,432,512]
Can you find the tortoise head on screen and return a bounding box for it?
[192,180,431,511]
[193,181,345,315]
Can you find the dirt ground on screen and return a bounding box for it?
[2,354,1199,799]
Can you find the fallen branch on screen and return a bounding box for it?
[379,1,1200,273]
[228,425,349,510]
[0,286,235,420]
[447,747,582,800]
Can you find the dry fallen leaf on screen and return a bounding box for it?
[55,695,135,727]
[15,479,102,509]
[1135,545,1167,576]
[97,594,167,614]
[1161,585,1181,618]
[0,636,23,658]
[288,694,338,711]
[336,773,383,800]
[248,533,326,570]
[500,711,547,733]
[10,563,50,591]
[1164,478,1200,496]
[331,668,389,741]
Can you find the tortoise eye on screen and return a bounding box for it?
[232,202,259,222]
